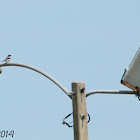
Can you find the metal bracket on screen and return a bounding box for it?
[62,113,90,128]
[80,86,85,102]
[80,86,85,93]
[135,87,140,101]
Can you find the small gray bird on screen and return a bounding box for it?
[2,55,11,63]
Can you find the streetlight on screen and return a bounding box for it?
[0,48,139,140]
[121,48,140,93]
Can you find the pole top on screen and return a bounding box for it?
[72,81,85,84]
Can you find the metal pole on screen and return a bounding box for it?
[86,90,136,97]
[0,63,71,97]
[72,81,88,140]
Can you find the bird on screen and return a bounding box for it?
[2,55,11,63]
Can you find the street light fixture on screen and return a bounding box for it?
[121,48,140,93]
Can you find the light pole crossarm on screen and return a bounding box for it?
[0,63,71,98]
[86,90,136,97]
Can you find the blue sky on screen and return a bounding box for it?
[0,0,140,140]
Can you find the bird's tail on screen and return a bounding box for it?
[2,60,5,62]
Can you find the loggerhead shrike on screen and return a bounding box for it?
[2,55,11,63]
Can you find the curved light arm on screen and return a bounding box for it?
[0,63,71,98]
[86,90,136,97]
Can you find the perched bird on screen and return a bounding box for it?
[2,55,11,63]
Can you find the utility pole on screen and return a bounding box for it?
[72,81,88,140]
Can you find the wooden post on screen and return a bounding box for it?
[72,81,88,140]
